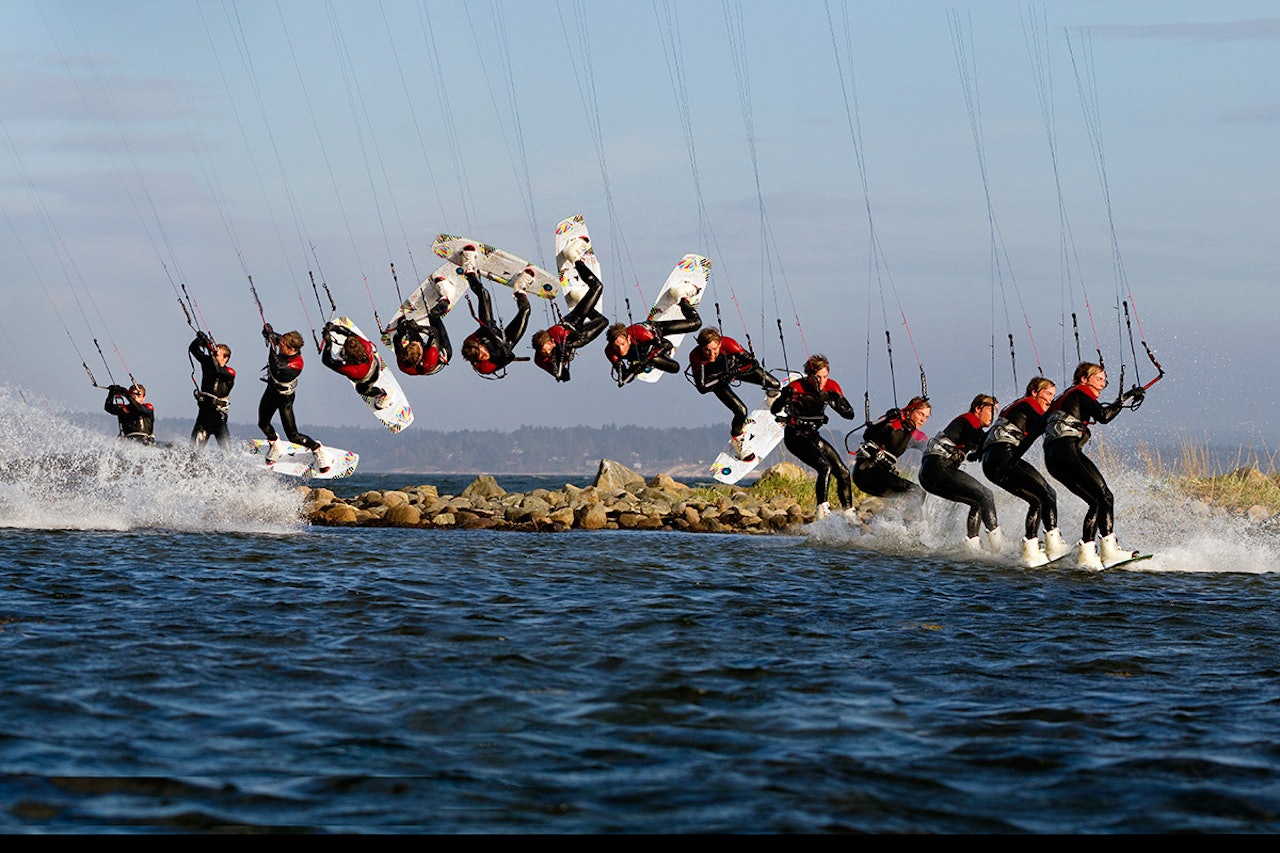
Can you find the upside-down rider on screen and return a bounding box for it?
[603,293,701,387]
[457,245,531,379]
[531,235,609,382]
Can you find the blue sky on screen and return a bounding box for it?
[1,1,1276,449]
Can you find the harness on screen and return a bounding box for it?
[194,389,231,416]
[1044,410,1087,443]
[923,432,964,464]
[855,440,898,471]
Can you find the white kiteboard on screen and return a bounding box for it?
[636,254,710,385]
[554,214,602,309]
[324,315,413,434]
[383,262,468,338]
[709,371,801,485]
[431,234,557,300]
[247,439,359,480]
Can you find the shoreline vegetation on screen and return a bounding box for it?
[303,445,1280,534]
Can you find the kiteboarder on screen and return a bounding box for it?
[919,394,1003,554]
[321,322,388,408]
[1042,361,1144,569]
[852,397,931,516]
[531,239,608,382]
[104,382,156,445]
[604,296,702,386]
[387,291,451,377]
[189,332,235,450]
[688,327,781,459]
[981,376,1069,566]
[458,251,531,379]
[770,353,856,519]
[258,325,329,473]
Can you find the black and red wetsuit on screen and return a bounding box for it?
[392,314,450,377]
[104,386,155,444]
[463,271,530,378]
[981,394,1057,540]
[321,324,381,397]
[1043,382,1125,543]
[689,335,780,438]
[534,260,608,382]
[189,334,235,449]
[920,411,997,539]
[853,409,927,499]
[257,327,319,451]
[770,374,855,508]
[604,299,700,386]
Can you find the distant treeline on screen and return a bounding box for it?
[146,418,737,474]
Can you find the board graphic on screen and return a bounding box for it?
[637,253,710,385]
[324,315,414,434]
[709,371,801,485]
[431,234,557,300]
[247,439,359,480]
[554,214,601,309]
[383,262,468,342]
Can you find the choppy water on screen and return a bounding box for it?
[2,389,1280,833]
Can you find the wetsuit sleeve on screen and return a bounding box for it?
[827,389,855,421]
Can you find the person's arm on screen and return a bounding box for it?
[826,389,855,421]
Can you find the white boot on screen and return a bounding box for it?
[312,445,332,474]
[508,267,535,293]
[815,501,831,520]
[1099,533,1136,568]
[1044,528,1071,561]
[459,244,478,274]
[1021,537,1050,568]
[560,236,588,266]
[264,439,284,464]
[983,526,1007,554]
[668,281,698,301]
[1077,540,1104,570]
[962,535,982,554]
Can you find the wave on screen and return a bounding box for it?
[804,460,1280,575]
[0,386,304,533]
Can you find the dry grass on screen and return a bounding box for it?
[1138,438,1280,514]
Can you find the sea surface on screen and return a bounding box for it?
[2,392,1280,834]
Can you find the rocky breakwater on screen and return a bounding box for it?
[302,459,818,534]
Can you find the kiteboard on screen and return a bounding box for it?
[383,262,468,340]
[247,439,359,480]
[431,234,557,300]
[637,253,710,385]
[324,315,414,434]
[554,214,601,309]
[1104,553,1154,570]
[709,371,801,485]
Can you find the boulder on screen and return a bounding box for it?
[462,474,506,499]
[592,458,645,492]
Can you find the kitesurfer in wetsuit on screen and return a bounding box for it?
[770,353,855,518]
[458,246,531,379]
[852,397,931,518]
[258,325,329,473]
[981,376,1069,566]
[387,279,452,377]
[688,326,781,459]
[919,394,1002,552]
[530,236,608,382]
[1042,361,1144,569]
[189,332,235,450]
[604,296,702,386]
[321,322,388,408]
[104,382,156,445]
